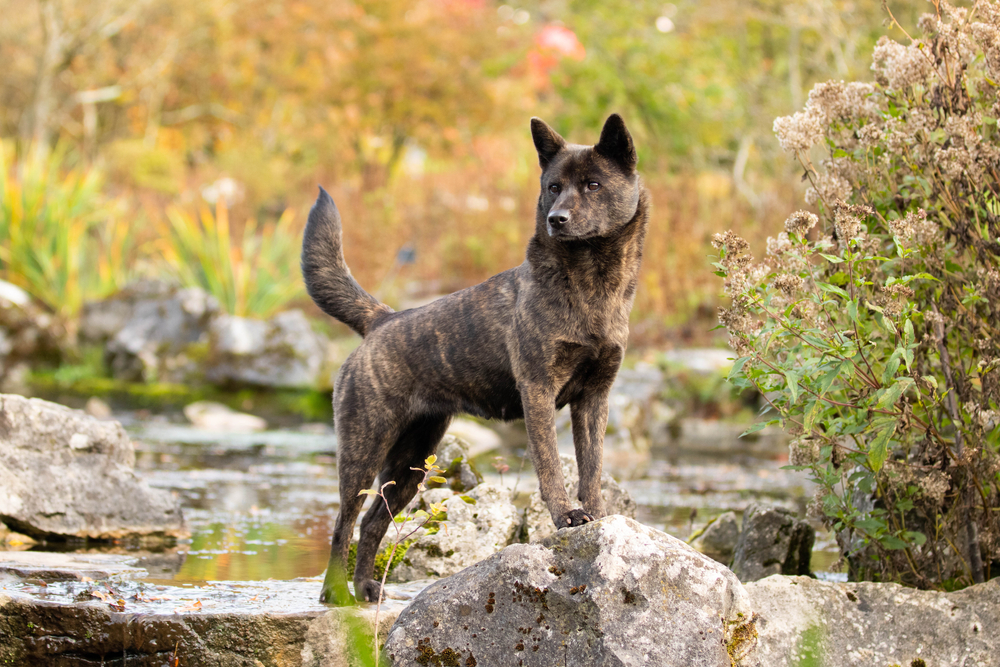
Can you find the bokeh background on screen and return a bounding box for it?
[0,0,925,345]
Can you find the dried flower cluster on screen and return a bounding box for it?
[719,2,1000,590]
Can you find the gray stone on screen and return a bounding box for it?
[521,453,637,542]
[445,418,502,456]
[84,396,112,420]
[385,515,759,666]
[0,394,185,540]
[692,511,740,565]
[434,434,483,492]
[79,279,174,343]
[0,551,146,582]
[0,578,418,667]
[390,483,521,582]
[747,575,1000,667]
[731,504,814,583]
[106,285,218,382]
[0,279,65,381]
[205,309,330,389]
[183,400,267,432]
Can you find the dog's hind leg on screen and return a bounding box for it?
[320,418,398,605]
[353,414,451,603]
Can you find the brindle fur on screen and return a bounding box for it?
[302,114,650,605]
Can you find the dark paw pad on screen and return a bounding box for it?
[359,579,384,603]
[561,509,596,528]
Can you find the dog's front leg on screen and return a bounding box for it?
[570,389,610,520]
[521,385,594,528]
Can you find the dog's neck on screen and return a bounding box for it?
[526,186,650,302]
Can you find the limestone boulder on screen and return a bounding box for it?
[731,503,814,583]
[105,285,218,383]
[433,434,483,492]
[385,515,759,666]
[748,575,1000,667]
[0,394,185,540]
[389,483,520,582]
[521,453,637,542]
[205,309,330,389]
[692,511,741,565]
[0,279,66,384]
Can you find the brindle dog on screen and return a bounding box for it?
[302,114,650,604]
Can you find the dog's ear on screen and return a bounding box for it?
[594,114,637,171]
[530,117,566,168]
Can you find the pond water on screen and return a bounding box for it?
[28,410,842,584]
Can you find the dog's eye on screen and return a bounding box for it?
[548,184,561,194]
[587,182,601,191]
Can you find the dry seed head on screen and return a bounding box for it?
[784,211,818,237]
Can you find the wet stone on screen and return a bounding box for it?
[731,504,814,583]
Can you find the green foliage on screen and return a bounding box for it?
[346,539,415,584]
[716,4,1000,588]
[157,203,304,318]
[0,144,135,317]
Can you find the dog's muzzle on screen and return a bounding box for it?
[547,209,571,236]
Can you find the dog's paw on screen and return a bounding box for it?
[560,508,596,528]
[358,579,385,604]
[319,582,354,606]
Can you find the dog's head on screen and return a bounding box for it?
[531,114,640,240]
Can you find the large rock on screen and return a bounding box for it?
[434,434,483,492]
[106,285,218,382]
[0,578,416,667]
[521,454,637,542]
[205,309,330,389]
[0,394,185,540]
[79,279,174,344]
[692,511,741,565]
[731,504,814,583]
[385,515,759,666]
[390,483,520,582]
[0,279,65,384]
[748,575,1000,667]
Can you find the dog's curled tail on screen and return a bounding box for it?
[301,187,392,337]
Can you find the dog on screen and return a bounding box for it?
[302,113,650,604]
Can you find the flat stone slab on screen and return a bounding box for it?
[747,575,1000,667]
[0,574,432,666]
[0,551,147,582]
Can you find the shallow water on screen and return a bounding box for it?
[24,410,841,584]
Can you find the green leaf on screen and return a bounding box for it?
[904,531,927,546]
[818,253,845,263]
[783,370,800,403]
[921,375,938,390]
[425,454,437,466]
[855,517,886,534]
[867,423,896,472]
[459,495,477,505]
[803,400,824,432]
[817,281,849,298]
[728,356,750,381]
[877,377,913,409]
[428,476,448,484]
[881,535,908,550]
[881,348,903,385]
[740,420,776,437]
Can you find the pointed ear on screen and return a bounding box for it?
[530,117,566,168]
[594,114,637,171]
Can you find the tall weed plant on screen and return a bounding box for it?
[0,143,133,318]
[716,1,1000,588]
[157,202,304,319]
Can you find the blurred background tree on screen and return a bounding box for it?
[0,0,924,338]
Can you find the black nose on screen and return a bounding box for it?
[547,209,571,229]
